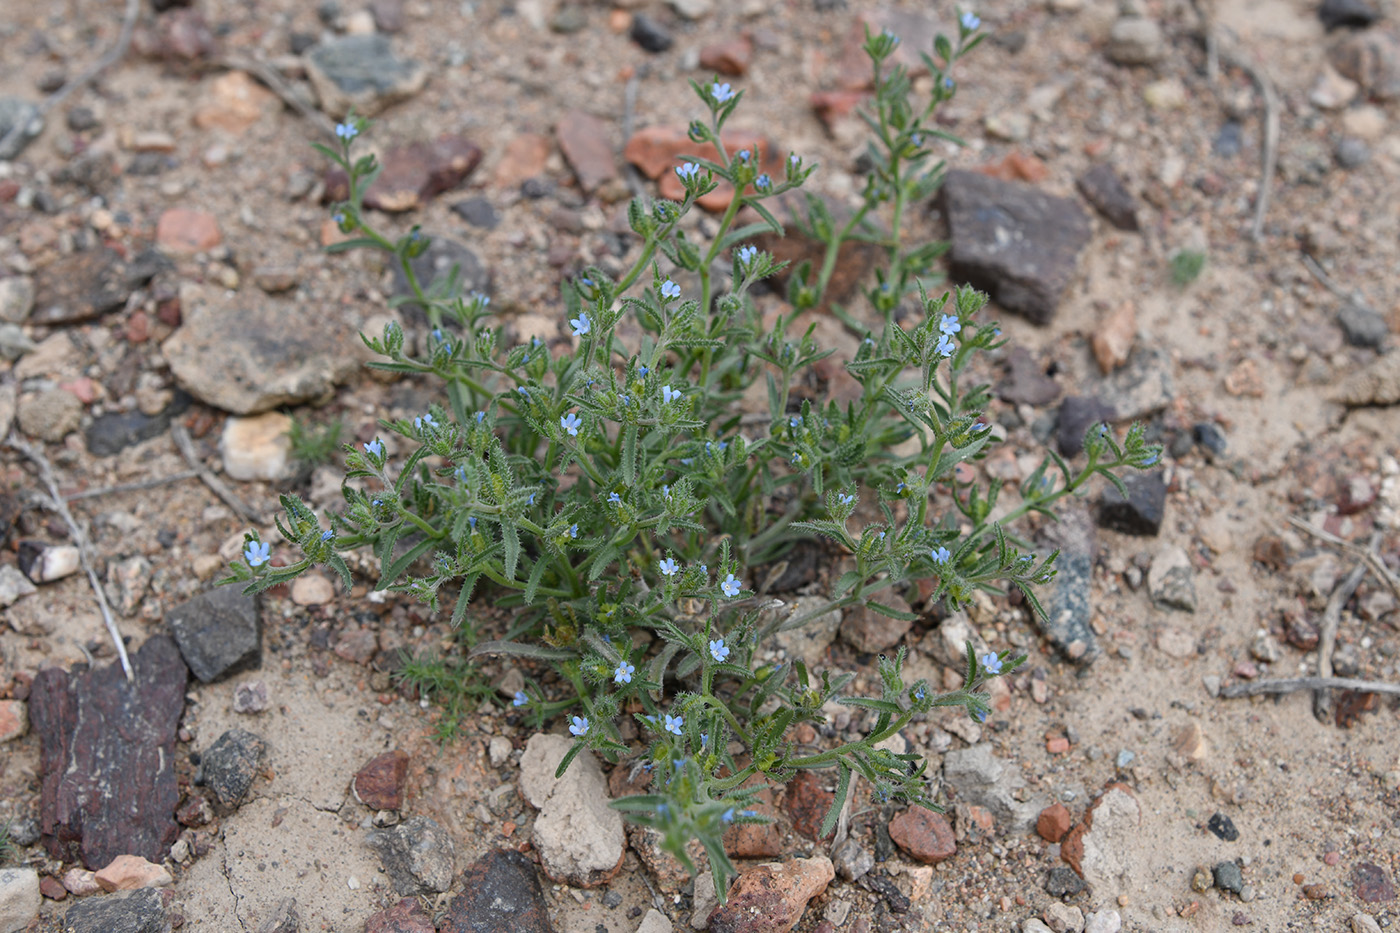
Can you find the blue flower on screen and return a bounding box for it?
[979,652,1003,675]
[662,484,671,500]
[699,563,708,574]
[737,245,758,267]
[661,279,680,299]
[415,413,437,431]
[737,149,751,163]
[676,162,700,182]
[896,482,906,493]
[638,365,649,376]
[335,122,358,141]
[1142,452,1160,466]
[973,708,987,723]
[570,716,590,737]
[332,211,346,226]
[838,493,855,506]
[789,415,802,428]
[720,574,742,598]
[513,690,529,707]
[321,529,334,542]
[569,523,579,538]
[614,661,635,685]
[662,385,680,404]
[945,76,955,90]
[521,353,529,364]
[244,541,270,567]
[363,438,383,459]
[755,174,772,192]
[936,334,955,357]
[372,498,384,507]
[468,516,477,531]
[455,465,469,483]
[914,686,926,701]
[656,802,669,818]
[722,808,736,824]
[701,733,709,746]
[790,153,800,168]
[883,29,900,46]
[517,386,529,398]
[712,82,734,103]
[961,11,981,31]
[659,557,679,576]
[664,713,683,735]
[709,638,729,662]
[608,492,621,505]
[939,314,961,335]
[570,311,591,337]
[931,546,951,564]
[973,422,989,432]
[910,133,922,147]
[619,394,631,406]
[527,493,536,506]
[561,412,583,436]
[475,410,486,424]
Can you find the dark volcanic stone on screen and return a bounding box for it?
[1037,505,1099,663]
[390,236,490,325]
[1213,860,1244,894]
[85,391,191,457]
[1057,396,1116,457]
[167,585,261,683]
[440,849,553,933]
[997,346,1062,407]
[1076,163,1139,231]
[629,13,673,53]
[1353,861,1396,903]
[941,169,1093,325]
[1045,865,1087,897]
[62,887,167,933]
[199,728,266,811]
[1096,471,1167,536]
[858,869,911,912]
[366,816,455,896]
[1193,421,1228,457]
[1337,302,1389,348]
[31,247,166,325]
[451,196,499,229]
[1319,0,1380,30]
[30,636,187,869]
[1208,812,1239,842]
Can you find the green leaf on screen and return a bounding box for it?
[863,599,918,621]
[501,521,520,580]
[554,741,584,779]
[837,697,902,714]
[819,764,853,838]
[622,425,638,487]
[468,640,578,661]
[379,536,436,588]
[522,557,548,605]
[324,237,382,254]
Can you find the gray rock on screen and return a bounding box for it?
[1320,0,1380,30]
[1336,136,1371,169]
[1148,544,1197,612]
[0,868,40,933]
[942,745,1046,833]
[629,13,673,52]
[0,324,33,361]
[1193,422,1228,457]
[0,98,43,161]
[0,276,34,323]
[841,593,913,653]
[0,384,12,439]
[1037,506,1099,663]
[30,247,166,326]
[6,818,39,847]
[1096,471,1166,536]
[163,283,367,414]
[199,728,266,811]
[450,196,498,229]
[440,849,553,933]
[1083,910,1122,933]
[941,170,1092,325]
[17,389,83,442]
[833,837,875,881]
[254,898,300,933]
[1213,860,1244,894]
[774,595,843,669]
[1105,17,1165,65]
[1338,302,1389,348]
[518,732,625,888]
[1045,865,1087,897]
[998,346,1062,407]
[1057,396,1116,457]
[1098,346,1175,421]
[304,35,427,118]
[62,887,166,933]
[366,815,456,895]
[1076,163,1138,231]
[167,585,262,683]
[85,390,191,457]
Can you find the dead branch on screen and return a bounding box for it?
[1220,675,1400,699]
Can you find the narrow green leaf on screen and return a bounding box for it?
[819,764,853,839]
[469,640,578,660]
[502,521,520,580]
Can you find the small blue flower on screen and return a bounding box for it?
[332,211,346,226]
[659,557,679,577]
[244,541,270,567]
[973,708,987,723]
[973,422,990,432]
[638,365,649,376]
[415,413,437,432]
[720,574,742,598]
[712,82,734,103]
[910,132,922,147]
[615,661,635,685]
[961,11,981,31]
[662,385,680,404]
[521,353,529,364]
[1142,452,1160,466]
[661,279,680,299]
[570,311,591,337]
[936,334,955,357]
[455,465,469,483]
[527,493,536,506]
[914,686,926,701]
[789,415,801,428]
[791,452,801,465]
[883,29,900,46]
[709,638,729,663]
[945,76,955,90]
[722,808,736,824]
[431,328,445,344]
[896,482,906,493]
[676,162,700,182]
[699,563,708,574]
[755,173,772,192]
[664,713,684,735]
[939,314,961,335]
[838,493,855,506]
[517,386,529,398]
[931,546,951,564]
[701,733,709,746]
[561,412,583,436]
[569,523,579,539]
[321,529,334,542]
[979,652,1003,675]
[475,410,486,424]
[570,716,590,737]
[790,153,800,167]
[608,492,621,505]
[737,149,751,162]
[656,802,669,818]
[335,122,358,141]
[468,516,477,531]
[662,484,671,499]
[513,690,529,707]
[372,498,384,507]
[737,245,758,267]
[363,438,384,459]
[619,394,631,406]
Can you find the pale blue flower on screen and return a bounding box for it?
[961,11,981,31]
[979,652,1003,675]
[608,492,621,505]
[699,563,708,574]
[973,422,989,432]
[720,574,742,598]
[455,465,469,483]
[527,493,536,505]
[517,386,529,398]
[755,174,772,192]
[475,410,486,424]
[561,412,583,436]
[931,546,951,564]
[664,713,683,735]
[638,365,649,376]
[676,162,700,182]
[737,245,757,267]
[838,493,855,506]
[712,82,734,103]
[722,808,736,823]
[662,385,680,404]
[790,415,801,428]
[569,524,579,538]
[973,708,987,723]
[662,484,671,499]
[321,529,334,542]
[939,314,961,335]
[1142,452,1159,466]
[335,122,358,141]
[615,661,635,685]
[332,211,346,226]
[363,438,383,459]
[415,413,437,431]
[709,638,729,662]
[737,149,751,162]
[244,541,270,567]
[513,690,528,707]
[570,716,590,736]
[790,153,800,167]
[659,557,679,576]
[945,76,955,90]
[468,516,477,531]
[883,29,899,45]
[661,279,680,299]
[570,311,591,337]
[914,686,926,701]
[896,482,906,493]
[936,334,955,357]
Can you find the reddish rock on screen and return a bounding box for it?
[334,627,379,665]
[624,125,783,211]
[353,749,409,810]
[176,794,214,827]
[365,136,482,212]
[441,849,553,933]
[748,197,881,311]
[39,876,67,900]
[811,90,868,132]
[978,151,1051,183]
[556,110,619,192]
[1353,862,1396,903]
[699,37,754,76]
[1338,474,1377,515]
[1046,735,1071,754]
[61,867,100,896]
[94,854,173,891]
[1037,803,1072,843]
[157,209,222,254]
[835,8,943,89]
[1091,300,1136,374]
[365,898,435,933]
[841,594,913,653]
[783,770,835,840]
[495,133,552,189]
[0,699,27,742]
[888,807,957,864]
[192,71,278,134]
[724,777,782,859]
[135,8,217,61]
[708,856,834,933]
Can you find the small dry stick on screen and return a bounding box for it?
[6,433,133,682]
[1313,555,1369,723]
[1286,515,1400,600]
[170,423,262,523]
[1301,253,1382,316]
[1220,676,1400,699]
[63,469,201,503]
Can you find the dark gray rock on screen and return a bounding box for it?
[62,887,166,933]
[997,346,1062,407]
[167,586,261,683]
[1214,121,1243,157]
[1057,396,1116,457]
[941,170,1092,325]
[85,391,191,457]
[1214,860,1244,894]
[629,13,673,53]
[0,98,43,161]
[1207,812,1239,842]
[1148,545,1197,612]
[1076,163,1139,231]
[1037,505,1099,663]
[366,816,456,896]
[390,236,490,325]
[1320,0,1380,30]
[1045,865,1087,897]
[29,637,187,869]
[440,849,553,933]
[1338,302,1389,348]
[30,247,167,325]
[199,728,266,811]
[451,196,499,229]
[1193,422,1228,457]
[1336,137,1371,169]
[8,817,39,847]
[1096,471,1166,536]
[304,35,427,118]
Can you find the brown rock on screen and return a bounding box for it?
[810,90,867,133]
[1332,353,1400,406]
[94,854,174,891]
[708,856,835,933]
[61,867,101,895]
[360,136,482,212]
[1172,721,1209,763]
[1037,803,1072,843]
[1060,782,1140,881]
[1091,301,1136,373]
[841,594,914,653]
[997,346,1062,406]
[353,749,409,810]
[135,8,217,61]
[783,770,835,840]
[39,876,67,900]
[370,0,405,33]
[747,195,880,311]
[835,8,943,89]
[31,246,163,325]
[556,110,619,192]
[441,849,553,933]
[335,627,379,665]
[1330,31,1400,101]
[700,37,754,76]
[157,208,222,254]
[192,71,278,134]
[724,777,782,859]
[365,898,435,933]
[888,807,957,863]
[624,125,783,211]
[0,699,27,742]
[1353,862,1396,903]
[977,151,1051,183]
[494,133,552,189]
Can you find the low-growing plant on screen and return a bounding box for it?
[223,13,1159,898]
[1170,248,1207,287]
[286,414,345,467]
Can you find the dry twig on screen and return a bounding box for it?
[6,433,133,681]
[1220,675,1400,699]
[1301,253,1382,316]
[63,469,201,503]
[1286,516,1400,600]
[1313,555,1370,723]
[171,423,262,523]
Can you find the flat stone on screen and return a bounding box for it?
[356,135,482,212]
[941,170,1092,325]
[232,679,270,714]
[556,110,619,192]
[60,868,100,896]
[635,908,673,933]
[0,867,40,933]
[998,346,1062,407]
[85,392,191,457]
[291,574,335,606]
[841,593,913,653]
[629,13,673,52]
[253,898,299,933]
[518,732,625,887]
[1037,506,1099,663]
[62,888,166,933]
[0,700,27,742]
[199,727,266,811]
[783,770,835,841]
[156,208,222,253]
[1105,17,1165,65]
[0,324,34,362]
[1338,303,1389,348]
[1059,783,1140,891]
[707,856,834,933]
[31,247,165,325]
[1102,345,1175,420]
[440,849,553,933]
[1038,803,1073,843]
[365,898,434,933]
[1044,903,1085,933]
[943,745,1046,833]
[353,749,409,810]
[450,196,498,229]
[167,585,262,683]
[29,637,186,869]
[1056,397,1116,457]
[17,389,82,442]
[304,35,427,118]
[772,595,843,668]
[493,132,551,189]
[832,837,875,882]
[0,98,43,160]
[164,282,368,414]
[0,276,34,323]
[1148,544,1197,612]
[723,776,781,859]
[1213,860,1244,895]
[192,71,278,134]
[1045,865,1086,897]
[889,808,957,863]
[94,855,173,892]
[1096,471,1166,536]
[220,412,294,482]
[1083,911,1122,933]
[1091,300,1136,373]
[366,816,455,896]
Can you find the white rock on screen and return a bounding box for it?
[220,412,294,482]
[0,276,34,323]
[488,735,512,768]
[1024,920,1054,933]
[0,565,37,609]
[667,0,712,19]
[0,867,40,933]
[690,869,718,930]
[1352,914,1383,933]
[291,573,335,606]
[1084,909,1123,933]
[636,907,674,933]
[1045,901,1086,933]
[19,543,80,584]
[518,733,625,887]
[1106,16,1164,64]
[1076,787,1142,894]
